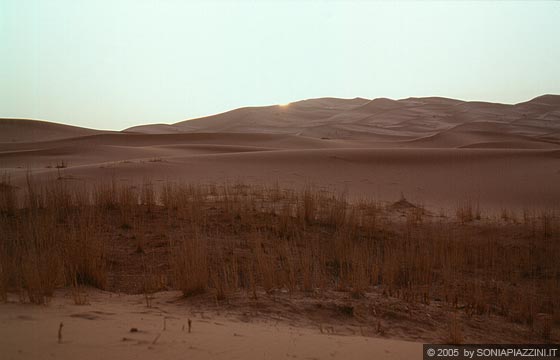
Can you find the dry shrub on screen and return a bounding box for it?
[0,174,16,301]
[251,231,277,294]
[64,209,107,289]
[172,232,208,296]
[154,181,558,331]
[0,175,557,341]
[447,313,464,344]
[0,176,107,303]
[141,178,155,212]
[456,200,474,223]
[299,236,327,292]
[141,256,162,308]
[298,186,317,226]
[18,213,63,304]
[0,173,17,216]
[210,247,240,300]
[541,317,552,343]
[117,183,138,225]
[70,284,89,306]
[93,178,118,210]
[0,247,7,302]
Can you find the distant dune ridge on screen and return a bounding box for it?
[1,95,559,211]
[123,94,560,143]
[0,118,110,143]
[2,94,559,144]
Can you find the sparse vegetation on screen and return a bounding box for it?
[447,313,464,344]
[0,173,17,217]
[0,176,558,342]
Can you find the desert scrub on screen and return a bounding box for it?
[0,174,557,342]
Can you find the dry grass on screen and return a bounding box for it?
[172,231,208,297]
[447,313,464,344]
[456,198,481,223]
[1,177,107,303]
[0,173,17,217]
[0,176,558,341]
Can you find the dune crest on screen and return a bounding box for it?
[1,95,559,211]
[123,95,560,145]
[0,118,110,143]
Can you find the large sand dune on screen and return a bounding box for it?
[1,95,559,211]
[126,95,560,142]
[0,118,110,143]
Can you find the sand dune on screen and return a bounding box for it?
[2,143,559,211]
[1,95,559,212]
[407,121,560,149]
[125,95,560,143]
[0,118,109,143]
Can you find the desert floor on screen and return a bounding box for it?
[1,95,560,213]
[0,290,421,360]
[1,133,559,213]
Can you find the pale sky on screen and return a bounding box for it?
[1,0,559,130]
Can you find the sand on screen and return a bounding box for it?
[0,290,421,360]
[1,95,559,212]
[0,118,110,143]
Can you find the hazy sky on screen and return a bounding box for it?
[1,1,559,130]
